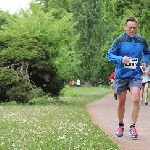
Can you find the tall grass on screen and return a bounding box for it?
[0,85,119,150]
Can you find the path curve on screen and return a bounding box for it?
[87,93,150,150]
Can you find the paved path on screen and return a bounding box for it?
[87,93,150,150]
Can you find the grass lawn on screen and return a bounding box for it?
[0,85,119,150]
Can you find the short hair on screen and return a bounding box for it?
[124,17,138,26]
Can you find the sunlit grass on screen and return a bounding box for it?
[0,85,119,150]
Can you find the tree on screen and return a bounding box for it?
[103,0,150,44]
[70,0,105,85]
[0,11,12,30]
[0,3,79,102]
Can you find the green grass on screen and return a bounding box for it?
[0,86,119,150]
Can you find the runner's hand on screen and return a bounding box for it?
[122,56,130,64]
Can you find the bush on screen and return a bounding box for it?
[6,79,31,103]
[28,87,45,100]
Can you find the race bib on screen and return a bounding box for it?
[124,58,138,69]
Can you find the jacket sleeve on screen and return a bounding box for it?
[141,38,150,65]
[106,37,123,65]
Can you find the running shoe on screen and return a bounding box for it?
[145,102,148,105]
[121,125,124,131]
[116,126,123,137]
[141,99,143,105]
[129,126,138,138]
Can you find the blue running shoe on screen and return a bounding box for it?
[116,126,123,137]
[129,127,138,138]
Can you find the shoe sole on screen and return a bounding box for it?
[116,135,123,137]
[129,133,138,139]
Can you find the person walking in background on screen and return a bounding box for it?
[69,80,72,87]
[109,71,115,89]
[106,17,150,138]
[109,71,117,100]
[71,80,75,87]
[98,79,102,88]
[140,65,150,105]
[76,79,80,87]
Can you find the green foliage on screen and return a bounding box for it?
[0,67,15,102]
[71,0,106,83]
[34,0,71,14]
[6,79,31,103]
[0,1,81,102]
[0,35,39,63]
[1,3,79,78]
[0,11,11,30]
[1,0,150,102]
[0,67,31,103]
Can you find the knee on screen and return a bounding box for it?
[133,97,139,103]
[118,100,125,107]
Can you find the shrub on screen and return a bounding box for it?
[6,79,31,103]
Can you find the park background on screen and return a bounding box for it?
[0,0,150,149]
[0,0,150,103]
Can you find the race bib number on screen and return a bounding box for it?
[124,58,138,69]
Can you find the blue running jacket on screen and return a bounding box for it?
[106,33,150,79]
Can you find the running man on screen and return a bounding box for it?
[106,17,150,138]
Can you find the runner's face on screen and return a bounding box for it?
[124,21,137,38]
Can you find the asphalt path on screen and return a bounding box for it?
[87,93,150,150]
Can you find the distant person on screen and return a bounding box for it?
[106,17,150,138]
[140,65,150,105]
[98,79,102,88]
[76,79,80,87]
[69,80,72,87]
[72,80,75,87]
[109,71,115,89]
[109,71,117,100]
